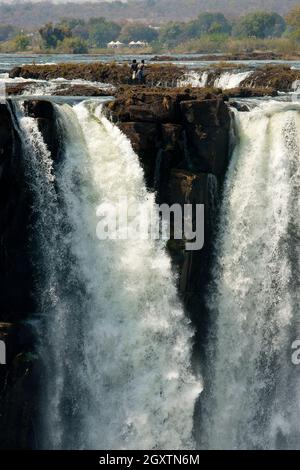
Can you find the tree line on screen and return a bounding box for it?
[0,7,300,53]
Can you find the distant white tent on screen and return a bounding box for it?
[128,40,148,48]
[107,40,124,48]
[108,40,146,48]
[135,40,148,47]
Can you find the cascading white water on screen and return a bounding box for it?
[9,102,80,449]
[202,100,300,450]
[179,70,252,89]
[292,80,300,94]
[178,71,208,87]
[13,99,201,449]
[213,70,253,89]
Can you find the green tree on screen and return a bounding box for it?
[56,37,88,54]
[72,24,89,41]
[186,12,231,38]
[88,17,121,47]
[119,24,159,43]
[39,23,72,49]
[159,21,186,47]
[59,18,89,40]
[59,18,85,30]
[14,34,30,51]
[286,6,300,42]
[233,11,285,39]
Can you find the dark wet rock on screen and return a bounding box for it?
[9,66,21,78]
[53,84,113,96]
[224,86,277,98]
[240,65,300,92]
[0,103,34,322]
[24,100,60,161]
[5,81,36,96]
[180,98,230,175]
[9,62,185,87]
[118,121,160,186]
[180,98,228,127]
[108,87,230,187]
[36,117,59,161]
[24,99,55,120]
[166,169,219,338]
[230,101,250,112]
[107,88,191,123]
[0,323,41,449]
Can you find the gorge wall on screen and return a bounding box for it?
[0,91,231,448]
[106,87,230,340]
[0,100,59,449]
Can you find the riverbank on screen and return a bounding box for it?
[152,51,300,61]
[2,50,300,61]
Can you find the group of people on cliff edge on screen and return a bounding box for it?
[130,59,145,84]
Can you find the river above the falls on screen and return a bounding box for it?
[0,52,300,72]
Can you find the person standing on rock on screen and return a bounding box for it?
[130,59,138,83]
[137,60,145,85]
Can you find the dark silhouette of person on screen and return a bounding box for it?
[137,60,145,84]
[130,59,138,83]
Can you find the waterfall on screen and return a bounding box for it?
[202,100,300,449]
[9,101,83,449]
[11,100,201,449]
[213,70,253,89]
[178,70,252,89]
[178,71,208,87]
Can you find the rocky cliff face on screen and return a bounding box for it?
[0,91,231,448]
[106,87,230,351]
[0,103,32,321]
[0,101,37,449]
[107,87,230,186]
